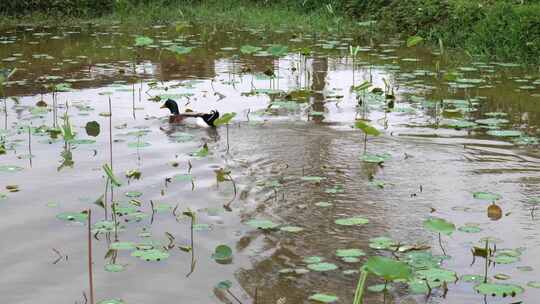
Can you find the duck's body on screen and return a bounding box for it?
[160,99,219,127]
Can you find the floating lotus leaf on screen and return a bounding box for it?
[423,218,455,235]
[416,268,457,284]
[104,264,125,272]
[458,225,482,233]
[325,185,344,193]
[114,204,137,216]
[193,223,211,231]
[153,203,172,213]
[97,300,124,304]
[367,284,389,292]
[513,136,539,145]
[335,217,369,226]
[216,280,233,289]
[336,249,365,258]
[342,257,360,263]
[475,118,508,125]
[461,274,485,283]
[267,44,288,57]
[167,45,194,55]
[92,221,117,233]
[56,211,88,223]
[307,262,338,272]
[494,273,511,280]
[212,244,233,261]
[517,266,533,272]
[404,251,444,270]
[131,249,170,261]
[527,281,540,288]
[85,121,100,137]
[343,269,359,275]
[135,36,153,47]
[301,176,326,182]
[360,153,390,164]
[369,237,397,250]
[364,256,412,281]
[125,191,142,198]
[0,165,23,173]
[304,256,324,264]
[173,174,193,181]
[408,278,435,294]
[240,45,262,54]
[69,139,96,145]
[315,202,332,207]
[280,226,304,233]
[444,120,477,129]
[490,255,520,264]
[110,242,136,250]
[246,219,279,230]
[486,130,522,137]
[474,283,524,297]
[308,293,338,303]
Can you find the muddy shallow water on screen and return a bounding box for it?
[1,24,539,304]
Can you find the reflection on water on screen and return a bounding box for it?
[0,23,539,304]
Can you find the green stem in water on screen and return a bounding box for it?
[353,270,368,304]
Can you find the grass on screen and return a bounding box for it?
[0,0,359,34]
[1,0,539,64]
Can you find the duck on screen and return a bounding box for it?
[160,99,220,127]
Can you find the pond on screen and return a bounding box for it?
[0,23,539,304]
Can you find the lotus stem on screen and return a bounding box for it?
[226,123,230,153]
[28,126,32,167]
[353,270,368,304]
[186,214,196,277]
[87,209,95,304]
[438,233,447,256]
[484,239,489,283]
[363,133,367,154]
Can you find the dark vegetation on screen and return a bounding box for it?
[1,0,540,63]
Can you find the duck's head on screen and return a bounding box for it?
[201,110,220,127]
[160,99,180,115]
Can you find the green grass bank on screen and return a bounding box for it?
[1,0,540,64]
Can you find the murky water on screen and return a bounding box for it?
[1,23,539,304]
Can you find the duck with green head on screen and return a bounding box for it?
[160,99,219,127]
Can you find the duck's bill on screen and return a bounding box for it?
[160,105,166,109]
